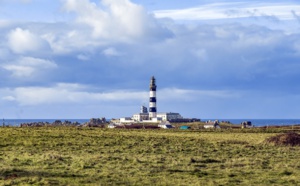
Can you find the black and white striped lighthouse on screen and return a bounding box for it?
[149,76,157,119]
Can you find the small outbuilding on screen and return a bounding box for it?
[204,120,220,129]
[241,121,252,128]
[159,124,173,129]
[108,123,117,129]
[180,126,191,130]
[158,121,173,129]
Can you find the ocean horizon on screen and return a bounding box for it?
[2,118,300,127]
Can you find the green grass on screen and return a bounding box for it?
[0,127,300,185]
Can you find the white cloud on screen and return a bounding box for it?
[0,20,11,28]
[2,96,16,101]
[77,54,90,61]
[20,0,32,3]
[102,47,122,57]
[2,83,147,106]
[0,0,32,3]
[3,65,35,78]
[291,10,300,23]
[192,49,207,61]
[0,83,237,107]
[0,48,10,60]
[159,88,238,102]
[7,27,48,54]
[36,0,173,54]
[3,57,57,78]
[154,3,300,21]
[63,0,171,42]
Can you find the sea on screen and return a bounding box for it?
[2,118,300,127]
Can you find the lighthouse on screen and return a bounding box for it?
[149,76,157,119]
[130,76,194,123]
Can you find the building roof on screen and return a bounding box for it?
[133,112,181,115]
[157,112,181,115]
[133,113,149,115]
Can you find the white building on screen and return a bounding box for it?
[142,118,162,123]
[132,113,149,122]
[157,112,183,121]
[132,112,182,122]
[120,117,135,123]
[132,106,150,122]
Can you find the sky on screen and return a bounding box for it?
[1,0,300,119]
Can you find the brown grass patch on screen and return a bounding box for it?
[265,132,300,146]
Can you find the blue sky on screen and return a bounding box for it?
[1,0,300,119]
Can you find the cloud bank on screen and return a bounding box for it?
[154,2,300,21]
[0,0,300,119]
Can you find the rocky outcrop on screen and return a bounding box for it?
[82,118,107,127]
[20,122,47,127]
[20,120,81,127]
[19,118,107,127]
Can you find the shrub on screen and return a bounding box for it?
[265,132,300,146]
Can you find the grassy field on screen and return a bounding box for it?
[0,127,300,185]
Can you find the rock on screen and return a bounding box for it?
[83,118,107,127]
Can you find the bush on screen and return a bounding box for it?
[265,132,300,146]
